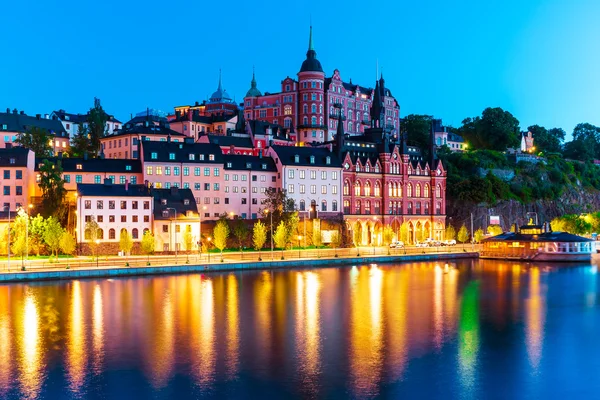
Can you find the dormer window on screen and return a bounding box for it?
[161,199,167,205]
[9,158,15,164]
[76,164,82,170]
[151,152,157,160]
[184,199,190,205]
[326,156,330,165]
[310,155,315,164]
[126,165,131,171]
[200,154,205,160]
[227,162,232,168]
[162,210,169,217]
[1,124,6,130]
[169,153,175,160]
[189,154,195,160]
[294,155,299,163]
[246,163,252,168]
[209,154,215,161]
[262,163,267,170]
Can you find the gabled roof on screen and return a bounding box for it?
[152,188,198,220]
[35,157,142,173]
[52,109,122,124]
[105,124,186,138]
[324,78,373,96]
[141,141,224,164]
[0,147,31,167]
[77,183,151,197]
[223,154,277,171]
[0,112,67,137]
[247,120,293,141]
[270,145,341,167]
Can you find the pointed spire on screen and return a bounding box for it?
[218,68,223,91]
[308,25,314,51]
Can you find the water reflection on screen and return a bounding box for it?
[2,261,598,398]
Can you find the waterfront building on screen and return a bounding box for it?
[0,109,69,155]
[266,145,342,219]
[243,26,400,144]
[0,147,35,211]
[76,181,153,251]
[433,119,466,151]
[152,187,200,252]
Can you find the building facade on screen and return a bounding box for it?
[0,148,35,211]
[0,109,69,155]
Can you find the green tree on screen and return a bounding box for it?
[400,222,410,244]
[38,159,66,219]
[232,218,248,251]
[69,123,91,157]
[11,209,29,268]
[59,231,76,255]
[383,226,394,254]
[330,230,341,257]
[119,229,133,256]
[312,221,322,248]
[87,98,108,156]
[213,220,230,261]
[29,214,47,256]
[43,216,63,258]
[487,225,503,236]
[15,126,52,157]
[274,221,287,259]
[457,107,520,151]
[85,218,100,257]
[183,228,194,252]
[473,228,484,243]
[528,125,564,154]
[253,220,267,260]
[401,114,433,159]
[260,188,297,232]
[445,224,456,241]
[563,123,600,161]
[285,212,299,249]
[457,224,469,248]
[141,230,155,264]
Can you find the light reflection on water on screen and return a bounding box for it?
[1,260,600,398]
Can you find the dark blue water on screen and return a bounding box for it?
[1,260,599,399]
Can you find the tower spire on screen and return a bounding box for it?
[218,68,222,91]
[308,24,314,51]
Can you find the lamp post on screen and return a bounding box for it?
[207,237,211,263]
[264,209,273,260]
[297,235,302,258]
[25,204,33,269]
[95,239,100,268]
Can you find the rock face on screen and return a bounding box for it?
[446,186,600,231]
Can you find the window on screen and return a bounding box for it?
[169,153,175,160]
[109,215,115,222]
[84,200,91,209]
[344,200,350,214]
[299,184,305,194]
[132,215,138,222]
[424,184,430,197]
[287,184,294,193]
[288,170,294,179]
[344,181,350,195]
[416,184,421,197]
[299,199,306,211]
[76,175,82,183]
[121,201,127,210]
[162,225,169,233]
[131,176,137,184]
[16,186,22,195]
[76,164,83,170]
[144,215,150,222]
[214,168,220,177]
[332,186,337,194]
[184,167,189,176]
[109,201,115,209]
[120,176,126,184]
[321,200,327,212]
[151,152,157,160]
[97,216,103,223]
[213,183,219,191]
[354,182,361,196]
[144,201,150,209]
[146,166,153,175]
[64,175,70,183]
[121,215,127,222]
[3,171,8,179]
[174,167,180,176]
[165,167,171,176]
[407,184,412,197]
[310,185,316,194]
[204,183,210,190]
[132,228,139,239]
[321,185,327,194]
[97,200,103,209]
[204,168,210,176]
[109,229,116,239]
[332,200,338,212]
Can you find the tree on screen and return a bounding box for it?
[457,224,469,248]
[473,228,484,243]
[563,123,600,161]
[87,98,108,156]
[213,220,230,261]
[183,228,194,252]
[119,229,133,256]
[15,126,52,157]
[141,230,155,264]
[43,216,63,258]
[29,214,47,256]
[85,218,100,257]
[285,212,299,249]
[330,230,341,257]
[59,231,76,255]
[232,218,248,251]
[312,221,322,248]
[383,226,394,254]
[69,123,91,158]
[528,125,564,155]
[457,107,520,151]
[400,222,410,244]
[274,221,287,259]
[253,220,267,260]
[11,209,29,268]
[38,159,66,220]
[260,188,297,231]
[353,224,362,247]
[445,225,456,241]
[401,114,434,159]
[487,225,503,236]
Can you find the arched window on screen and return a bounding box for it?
[348,110,353,120]
[374,201,380,214]
[416,184,421,197]
[303,104,308,114]
[354,181,361,196]
[319,104,323,114]
[365,164,370,173]
[97,228,104,240]
[375,164,380,173]
[424,184,430,197]
[355,200,361,214]
[374,182,380,196]
[416,202,421,215]
[389,201,393,213]
[321,200,327,212]
[311,116,317,125]
[303,116,308,125]
[311,104,317,113]
[84,229,91,240]
[109,228,116,240]
[300,199,305,211]
[407,202,413,214]
[365,201,371,215]
[332,200,338,212]
[436,184,442,198]
[436,202,441,215]
[424,203,430,215]
[344,200,350,214]
[132,228,139,239]
[330,106,334,114]
[388,183,393,196]
[348,121,353,132]
[407,184,413,197]
[319,117,323,125]
[364,181,371,196]
[393,182,398,197]
[344,180,350,196]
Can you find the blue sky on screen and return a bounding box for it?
[1,0,599,137]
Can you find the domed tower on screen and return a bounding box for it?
[297,25,325,144]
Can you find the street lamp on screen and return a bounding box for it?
[166,207,177,260]
[207,237,212,263]
[95,239,100,268]
[264,209,273,260]
[297,235,302,258]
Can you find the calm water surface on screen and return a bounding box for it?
[1,260,600,399]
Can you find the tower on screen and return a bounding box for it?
[297,25,325,144]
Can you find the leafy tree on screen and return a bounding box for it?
[11,209,29,268]
[563,123,600,161]
[85,218,100,257]
[59,231,76,255]
[213,220,230,261]
[183,228,194,252]
[528,125,564,154]
[141,230,155,264]
[69,123,91,157]
[487,225,503,236]
[38,159,66,220]
[401,114,433,159]
[399,222,410,244]
[457,224,469,248]
[253,220,267,260]
[15,126,52,157]
[260,188,297,233]
[232,218,248,251]
[285,212,299,249]
[383,226,394,254]
[473,228,485,243]
[119,229,133,256]
[29,214,47,256]
[43,216,63,257]
[457,107,520,151]
[330,230,341,256]
[274,221,287,258]
[87,98,108,156]
[445,225,456,241]
[312,222,322,248]
[353,224,362,247]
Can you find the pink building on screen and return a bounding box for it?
[0,109,69,155]
[0,148,35,212]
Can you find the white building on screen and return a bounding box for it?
[51,109,122,138]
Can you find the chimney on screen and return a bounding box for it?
[125,179,129,191]
[36,114,41,120]
[44,114,49,119]
[84,152,88,160]
[167,135,171,143]
[12,109,17,114]
[20,111,24,115]
[171,186,178,196]
[5,108,9,113]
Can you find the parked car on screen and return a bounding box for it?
[416,242,428,248]
[444,239,457,246]
[389,241,405,249]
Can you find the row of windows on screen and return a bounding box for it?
[3,170,23,179]
[344,201,443,215]
[298,199,338,212]
[150,152,215,161]
[3,186,23,196]
[83,200,150,210]
[84,215,150,223]
[287,184,338,195]
[287,170,338,180]
[146,166,221,177]
[60,175,138,184]
[344,181,443,198]
[84,227,148,241]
